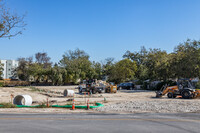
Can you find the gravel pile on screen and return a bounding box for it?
[96,100,200,113]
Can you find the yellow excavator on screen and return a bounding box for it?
[156,79,200,99]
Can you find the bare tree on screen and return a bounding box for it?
[35,52,52,68]
[26,56,33,64]
[0,0,26,38]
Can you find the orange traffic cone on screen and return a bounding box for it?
[87,99,90,110]
[72,98,75,110]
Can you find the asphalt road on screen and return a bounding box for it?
[0,113,199,133]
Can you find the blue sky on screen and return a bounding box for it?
[1,0,200,63]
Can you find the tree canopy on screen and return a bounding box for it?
[123,39,200,81]
[109,59,137,83]
[8,39,200,85]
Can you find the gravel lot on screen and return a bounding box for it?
[1,86,200,113]
[95,99,200,113]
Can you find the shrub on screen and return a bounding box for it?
[0,103,17,108]
[0,82,3,87]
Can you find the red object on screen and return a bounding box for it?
[72,99,75,110]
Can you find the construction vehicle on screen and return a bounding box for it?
[156,79,200,99]
[78,79,117,94]
[78,79,105,94]
[105,83,117,93]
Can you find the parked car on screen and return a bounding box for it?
[117,82,135,90]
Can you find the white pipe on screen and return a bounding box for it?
[13,95,32,106]
[63,89,74,97]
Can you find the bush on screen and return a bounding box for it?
[0,103,17,108]
[36,102,48,108]
[0,82,3,87]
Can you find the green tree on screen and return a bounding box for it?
[60,48,93,83]
[28,52,52,83]
[92,61,103,79]
[16,58,30,81]
[27,63,44,83]
[102,57,115,77]
[123,47,170,81]
[123,40,200,81]
[109,59,137,83]
[49,64,67,85]
[16,52,52,84]
[123,46,149,80]
[170,39,200,78]
[145,48,169,81]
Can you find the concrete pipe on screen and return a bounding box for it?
[63,89,74,97]
[13,95,32,106]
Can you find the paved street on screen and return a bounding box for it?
[0,113,199,133]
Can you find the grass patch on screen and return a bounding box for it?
[35,102,49,108]
[29,86,40,91]
[14,86,27,88]
[29,86,45,92]
[0,103,17,108]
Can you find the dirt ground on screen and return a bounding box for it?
[0,86,200,113]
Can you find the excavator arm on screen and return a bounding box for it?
[156,85,178,98]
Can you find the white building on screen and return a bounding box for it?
[0,60,19,79]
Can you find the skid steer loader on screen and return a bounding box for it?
[105,82,117,93]
[156,79,200,99]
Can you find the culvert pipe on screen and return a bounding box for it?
[13,95,32,106]
[63,89,74,97]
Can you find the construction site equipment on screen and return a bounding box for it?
[78,79,105,94]
[63,89,75,97]
[13,95,32,106]
[79,79,118,94]
[156,79,200,99]
[105,84,117,93]
[117,82,134,90]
